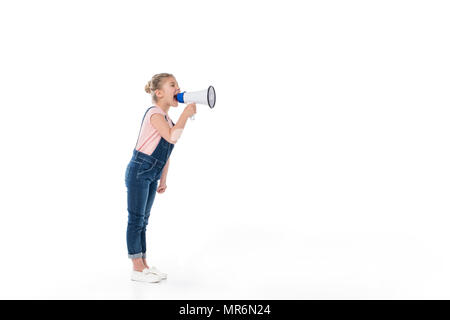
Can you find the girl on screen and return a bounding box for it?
[124,73,196,283]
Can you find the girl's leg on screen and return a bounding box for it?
[132,257,147,272]
[141,180,158,267]
[126,181,150,264]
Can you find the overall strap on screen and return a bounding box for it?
[164,115,175,127]
[134,106,155,150]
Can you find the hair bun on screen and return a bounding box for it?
[144,82,152,94]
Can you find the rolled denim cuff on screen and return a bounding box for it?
[128,252,144,259]
[142,252,146,259]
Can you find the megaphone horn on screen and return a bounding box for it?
[176,86,216,109]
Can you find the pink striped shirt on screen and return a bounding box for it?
[135,106,175,156]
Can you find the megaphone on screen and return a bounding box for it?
[175,86,216,120]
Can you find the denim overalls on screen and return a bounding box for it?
[124,106,175,259]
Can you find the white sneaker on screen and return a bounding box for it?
[145,266,167,280]
[131,269,161,283]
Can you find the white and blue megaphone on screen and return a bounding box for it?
[175,86,216,120]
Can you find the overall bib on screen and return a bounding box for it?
[124,106,175,259]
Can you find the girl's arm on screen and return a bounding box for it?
[157,158,169,193]
[150,104,196,144]
[160,157,169,183]
[151,113,188,144]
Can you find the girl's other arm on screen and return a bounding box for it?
[160,157,169,183]
[157,158,169,193]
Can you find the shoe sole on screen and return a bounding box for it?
[131,278,161,283]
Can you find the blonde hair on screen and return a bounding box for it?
[145,73,175,102]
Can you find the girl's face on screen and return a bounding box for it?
[156,77,181,107]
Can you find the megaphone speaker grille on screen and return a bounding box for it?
[207,86,216,108]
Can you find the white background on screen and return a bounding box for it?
[0,0,449,299]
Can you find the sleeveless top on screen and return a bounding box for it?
[134,106,175,156]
